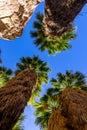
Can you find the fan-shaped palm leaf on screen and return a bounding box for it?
[51,70,87,92]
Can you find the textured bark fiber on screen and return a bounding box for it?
[0,69,37,130]
[48,88,87,130]
[43,0,87,37]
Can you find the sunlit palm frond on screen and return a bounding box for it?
[0,67,13,87]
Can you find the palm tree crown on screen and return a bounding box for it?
[15,56,50,102]
[31,13,76,55]
[51,70,87,94]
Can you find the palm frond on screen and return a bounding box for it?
[31,13,76,55]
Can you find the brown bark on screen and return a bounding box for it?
[60,87,87,130]
[0,69,37,130]
[48,109,68,130]
[43,0,87,37]
[48,88,87,130]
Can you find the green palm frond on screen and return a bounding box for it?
[0,67,13,87]
[51,70,87,91]
[31,13,76,55]
[33,88,60,130]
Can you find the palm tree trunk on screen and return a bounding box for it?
[60,87,87,130]
[0,69,37,130]
[47,109,68,130]
[43,0,87,37]
[48,88,87,130]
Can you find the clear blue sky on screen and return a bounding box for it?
[0,2,87,130]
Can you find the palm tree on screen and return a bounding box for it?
[48,87,87,130]
[15,56,50,102]
[48,71,87,130]
[0,66,13,87]
[33,70,87,130]
[31,13,76,55]
[43,0,87,37]
[0,56,50,130]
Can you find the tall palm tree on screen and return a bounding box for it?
[0,56,50,130]
[48,71,87,130]
[33,70,87,130]
[0,66,12,87]
[31,13,76,55]
[43,0,87,37]
[0,66,24,130]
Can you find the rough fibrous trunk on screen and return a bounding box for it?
[48,88,87,130]
[0,69,37,130]
[0,0,41,40]
[60,87,87,130]
[48,109,68,130]
[43,0,87,37]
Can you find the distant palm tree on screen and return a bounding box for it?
[0,56,50,130]
[33,90,59,130]
[0,66,12,87]
[31,13,76,55]
[33,70,87,130]
[43,0,87,37]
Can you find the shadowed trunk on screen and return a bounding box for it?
[0,69,37,130]
[43,0,87,37]
[48,88,87,130]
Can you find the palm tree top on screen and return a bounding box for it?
[51,70,87,91]
[31,13,76,55]
[15,55,50,96]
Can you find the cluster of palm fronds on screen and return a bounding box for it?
[31,13,76,55]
